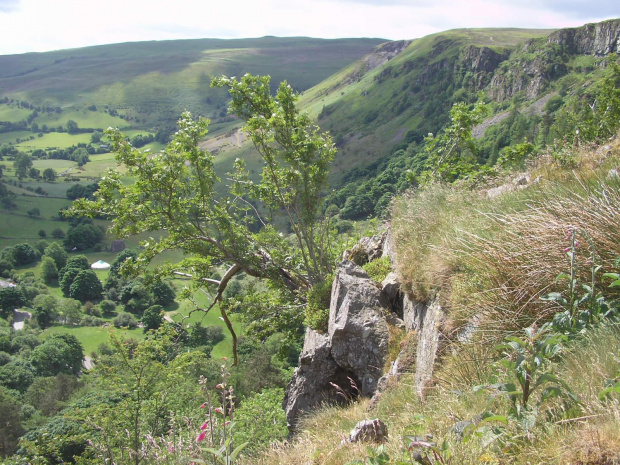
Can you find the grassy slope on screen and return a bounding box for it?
[301,28,554,183]
[246,132,620,465]
[0,37,385,129]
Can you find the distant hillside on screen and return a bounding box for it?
[0,36,385,130]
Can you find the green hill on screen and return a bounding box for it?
[0,36,385,130]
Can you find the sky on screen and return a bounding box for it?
[0,0,618,55]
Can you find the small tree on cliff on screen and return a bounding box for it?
[70,74,337,363]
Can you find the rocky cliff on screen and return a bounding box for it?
[284,235,448,430]
[489,18,620,101]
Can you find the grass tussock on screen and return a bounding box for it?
[392,136,620,338]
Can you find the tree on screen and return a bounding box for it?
[422,99,487,183]
[149,280,176,307]
[69,269,103,302]
[28,167,40,179]
[71,147,90,166]
[59,298,83,325]
[44,241,68,269]
[70,74,337,363]
[11,243,38,265]
[0,287,25,317]
[32,294,59,328]
[0,360,35,393]
[91,130,103,144]
[27,207,40,217]
[66,119,78,134]
[42,167,57,182]
[30,333,84,376]
[51,227,66,239]
[13,152,32,179]
[40,256,59,283]
[141,305,164,332]
[63,221,104,251]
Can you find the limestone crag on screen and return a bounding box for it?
[547,19,620,56]
[283,261,390,430]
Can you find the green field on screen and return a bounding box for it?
[0,197,71,242]
[16,132,92,149]
[43,325,146,355]
[34,109,129,130]
[0,130,32,145]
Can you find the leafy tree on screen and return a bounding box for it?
[59,298,83,325]
[38,229,47,238]
[69,269,103,302]
[27,207,40,217]
[34,239,48,255]
[32,294,59,328]
[13,152,32,179]
[0,287,25,317]
[42,167,57,182]
[11,243,38,265]
[119,280,151,314]
[40,256,59,283]
[112,312,138,328]
[44,241,68,269]
[51,227,66,239]
[141,305,164,332]
[0,259,13,277]
[0,359,35,392]
[71,74,338,363]
[91,130,103,143]
[30,333,84,376]
[63,221,104,251]
[66,119,78,134]
[71,147,90,166]
[422,99,487,183]
[149,280,176,307]
[60,266,83,297]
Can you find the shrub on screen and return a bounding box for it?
[362,256,391,283]
[113,312,138,329]
[304,274,334,332]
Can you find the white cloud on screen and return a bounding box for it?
[0,0,617,55]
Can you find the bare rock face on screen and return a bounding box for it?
[282,329,343,430]
[548,19,620,56]
[284,261,390,430]
[402,293,445,398]
[329,261,390,396]
[346,232,387,266]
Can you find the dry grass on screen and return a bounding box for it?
[392,135,620,341]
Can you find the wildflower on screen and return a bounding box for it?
[215,383,225,390]
[196,431,206,442]
[564,247,571,252]
[200,403,207,409]
[214,407,224,415]
[200,421,209,430]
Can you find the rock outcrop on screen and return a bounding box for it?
[348,419,388,443]
[489,19,620,102]
[547,19,620,56]
[283,261,390,430]
[401,293,445,397]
